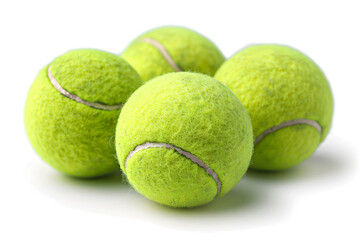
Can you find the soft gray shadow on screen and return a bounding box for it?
[58,170,126,188]
[246,146,352,183]
[25,159,277,230]
[151,178,263,215]
[144,175,287,231]
[25,136,353,231]
[147,138,356,231]
[24,160,136,216]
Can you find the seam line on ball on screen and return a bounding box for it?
[124,142,221,196]
[47,66,123,111]
[254,119,323,146]
[140,37,182,72]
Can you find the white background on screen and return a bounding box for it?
[1,0,359,239]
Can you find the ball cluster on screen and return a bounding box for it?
[25,26,333,208]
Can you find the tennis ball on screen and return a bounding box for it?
[116,72,253,208]
[214,45,334,171]
[25,49,142,177]
[121,26,225,81]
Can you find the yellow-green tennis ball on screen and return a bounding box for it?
[121,26,225,81]
[116,72,253,208]
[25,49,142,177]
[215,45,334,171]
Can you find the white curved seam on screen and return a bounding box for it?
[254,119,323,146]
[140,37,182,72]
[124,142,221,196]
[48,66,123,111]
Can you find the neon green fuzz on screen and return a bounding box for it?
[122,26,225,81]
[215,45,334,171]
[25,49,142,177]
[116,72,253,207]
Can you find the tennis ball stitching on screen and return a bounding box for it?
[254,119,322,146]
[124,141,222,196]
[48,66,123,111]
[140,37,182,72]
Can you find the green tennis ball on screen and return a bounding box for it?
[214,45,334,171]
[25,49,143,177]
[116,72,253,208]
[121,26,225,81]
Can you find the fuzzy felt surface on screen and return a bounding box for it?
[214,45,334,171]
[121,26,225,81]
[51,49,142,105]
[24,49,142,177]
[116,72,253,207]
